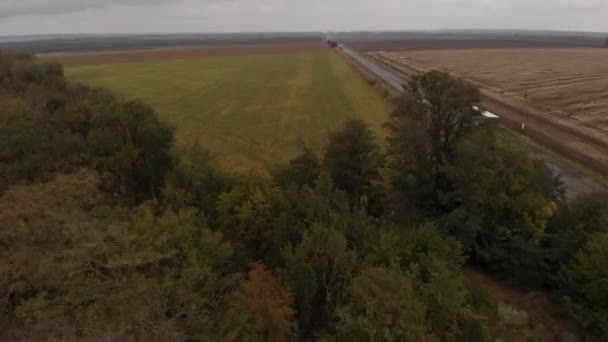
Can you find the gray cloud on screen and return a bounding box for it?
[0,0,174,17]
[0,0,607,35]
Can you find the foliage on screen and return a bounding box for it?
[563,232,608,337]
[217,177,276,262]
[282,223,357,338]
[164,141,236,225]
[96,100,175,204]
[364,225,468,339]
[395,70,481,164]
[324,119,384,215]
[0,53,175,205]
[444,129,560,278]
[218,262,296,341]
[385,71,482,221]
[273,147,321,190]
[332,267,431,341]
[2,55,605,341]
[0,172,239,340]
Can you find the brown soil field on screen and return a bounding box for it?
[45,43,330,66]
[353,40,584,52]
[384,49,608,131]
[372,49,608,178]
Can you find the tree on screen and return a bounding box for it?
[282,223,357,338]
[396,71,481,164]
[538,192,608,287]
[324,120,384,214]
[445,129,560,279]
[385,71,481,221]
[164,142,235,225]
[0,172,238,340]
[218,262,296,341]
[362,225,468,339]
[97,100,175,204]
[563,232,608,337]
[333,267,431,341]
[217,177,275,262]
[273,147,321,189]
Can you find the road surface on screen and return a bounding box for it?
[339,45,407,92]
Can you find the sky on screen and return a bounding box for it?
[1,0,607,35]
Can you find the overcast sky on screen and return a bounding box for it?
[1,0,607,35]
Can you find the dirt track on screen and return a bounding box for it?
[46,43,330,66]
[370,53,608,181]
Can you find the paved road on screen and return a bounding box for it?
[339,45,408,92]
[339,45,605,200]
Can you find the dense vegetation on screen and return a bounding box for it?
[1,52,607,341]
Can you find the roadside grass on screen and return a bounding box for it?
[66,51,393,173]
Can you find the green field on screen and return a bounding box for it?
[67,52,392,172]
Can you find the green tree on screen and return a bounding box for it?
[217,178,275,262]
[385,71,481,221]
[333,267,431,341]
[363,225,468,340]
[282,223,357,339]
[324,120,384,214]
[164,142,235,225]
[535,192,608,287]
[396,70,481,164]
[445,129,560,280]
[563,232,608,337]
[273,147,321,190]
[97,100,175,204]
[0,172,238,340]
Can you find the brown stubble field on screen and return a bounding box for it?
[374,48,608,178]
[383,48,608,131]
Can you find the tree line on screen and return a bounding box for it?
[1,52,607,341]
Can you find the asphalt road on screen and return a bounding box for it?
[339,45,407,92]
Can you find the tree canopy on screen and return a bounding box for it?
[0,53,605,341]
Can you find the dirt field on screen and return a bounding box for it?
[384,49,608,130]
[46,43,329,66]
[373,48,608,179]
[353,40,584,52]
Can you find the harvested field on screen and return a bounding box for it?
[374,48,608,178]
[66,51,392,172]
[383,48,608,131]
[353,40,583,52]
[46,43,329,66]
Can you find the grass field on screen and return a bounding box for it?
[66,51,392,172]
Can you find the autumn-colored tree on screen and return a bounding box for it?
[243,262,296,337]
[219,262,296,341]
